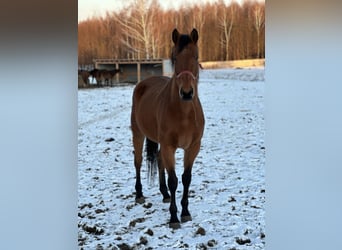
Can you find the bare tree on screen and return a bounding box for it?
[219,3,238,61]
[78,1,265,64]
[114,0,158,59]
[251,3,265,58]
[191,5,206,60]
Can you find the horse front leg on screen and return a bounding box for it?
[168,169,179,228]
[161,145,180,229]
[181,141,201,222]
[181,167,192,222]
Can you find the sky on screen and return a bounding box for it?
[78,0,263,23]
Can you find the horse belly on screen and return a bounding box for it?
[137,111,158,142]
[132,76,170,143]
[134,95,160,142]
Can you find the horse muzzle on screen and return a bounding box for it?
[179,87,194,101]
[176,70,198,101]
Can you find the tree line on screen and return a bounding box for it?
[78,0,265,66]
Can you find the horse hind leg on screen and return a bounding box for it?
[132,130,145,204]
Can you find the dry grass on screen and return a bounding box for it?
[200,59,265,69]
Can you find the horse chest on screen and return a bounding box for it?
[175,121,200,149]
[177,134,192,149]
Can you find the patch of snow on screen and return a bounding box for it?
[78,68,265,249]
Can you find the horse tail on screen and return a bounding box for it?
[145,138,158,186]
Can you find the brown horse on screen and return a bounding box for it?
[89,69,100,85]
[130,28,205,229]
[78,70,90,85]
[90,69,121,86]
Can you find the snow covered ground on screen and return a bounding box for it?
[78,68,265,249]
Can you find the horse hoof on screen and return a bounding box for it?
[169,222,181,229]
[135,197,145,204]
[181,215,192,223]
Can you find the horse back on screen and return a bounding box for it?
[133,76,170,108]
[134,76,169,95]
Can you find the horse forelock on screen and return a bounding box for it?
[177,34,192,53]
[171,34,197,66]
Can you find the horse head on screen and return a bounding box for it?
[171,28,199,101]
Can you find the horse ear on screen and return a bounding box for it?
[172,28,179,44]
[190,28,198,44]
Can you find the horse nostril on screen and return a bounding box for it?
[179,87,194,101]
